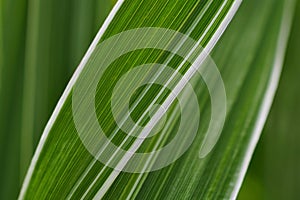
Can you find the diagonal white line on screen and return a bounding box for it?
[93,1,242,199]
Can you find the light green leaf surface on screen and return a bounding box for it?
[19,0,296,199]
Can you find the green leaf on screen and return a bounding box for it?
[239,1,300,199]
[261,3,300,198]
[19,0,113,179]
[0,0,112,199]
[0,0,28,198]
[18,0,296,199]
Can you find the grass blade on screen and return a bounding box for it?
[18,0,296,199]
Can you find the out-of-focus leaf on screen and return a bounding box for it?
[0,0,27,198]
[239,1,300,199]
[0,0,112,199]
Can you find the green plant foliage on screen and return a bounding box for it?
[0,0,297,199]
[239,1,300,199]
[0,0,112,199]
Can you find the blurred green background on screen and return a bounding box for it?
[239,0,300,199]
[0,0,299,199]
[0,0,115,198]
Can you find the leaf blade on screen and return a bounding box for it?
[18,0,296,199]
